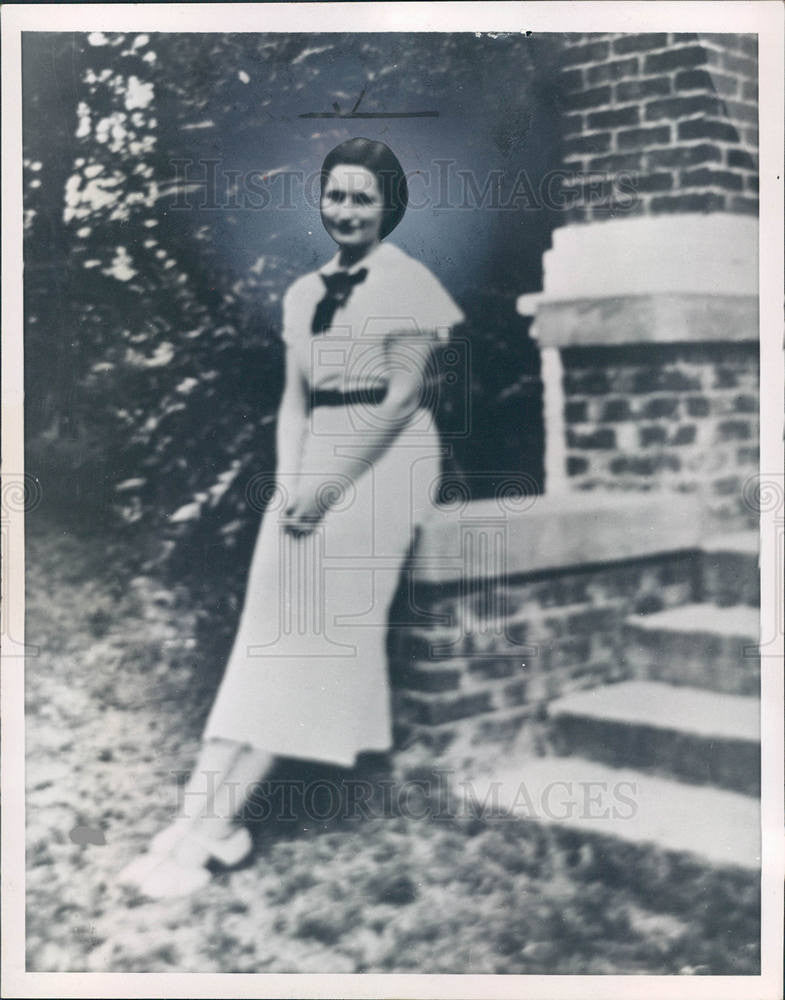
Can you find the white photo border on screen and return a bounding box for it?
[2,3,783,998]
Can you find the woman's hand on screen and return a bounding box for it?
[283,478,348,536]
[283,485,324,537]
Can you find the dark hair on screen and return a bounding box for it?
[320,137,408,239]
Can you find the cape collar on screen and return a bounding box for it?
[319,240,396,278]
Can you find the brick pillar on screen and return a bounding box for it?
[519,31,759,528]
[557,31,758,220]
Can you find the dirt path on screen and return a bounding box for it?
[24,513,758,974]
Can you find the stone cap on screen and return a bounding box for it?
[411,490,710,584]
[518,213,758,319]
[525,292,758,348]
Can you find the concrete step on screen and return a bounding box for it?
[547,680,759,794]
[623,603,760,696]
[458,755,760,875]
[700,531,760,608]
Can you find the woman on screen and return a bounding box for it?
[120,138,464,899]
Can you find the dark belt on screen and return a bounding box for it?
[310,385,387,408]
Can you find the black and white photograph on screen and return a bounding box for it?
[2,2,783,996]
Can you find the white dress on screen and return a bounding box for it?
[203,241,464,766]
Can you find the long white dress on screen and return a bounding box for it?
[203,241,464,766]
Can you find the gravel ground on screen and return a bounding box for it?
[25,513,760,975]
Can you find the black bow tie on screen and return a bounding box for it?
[311,267,369,335]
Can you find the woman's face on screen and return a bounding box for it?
[321,164,385,251]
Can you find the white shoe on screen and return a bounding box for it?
[149,816,195,855]
[177,824,253,868]
[136,854,213,900]
[119,823,252,894]
[118,817,196,888]
[202,825,253,867]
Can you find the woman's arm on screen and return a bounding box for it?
[275,348,309,478]
[284,337,432,534]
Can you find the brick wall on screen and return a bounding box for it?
[390,551,698,756]
[561,341,759,523]
[559,32,759,221]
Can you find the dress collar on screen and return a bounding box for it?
[319,239,390,277]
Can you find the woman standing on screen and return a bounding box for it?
[121,138,464,898]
